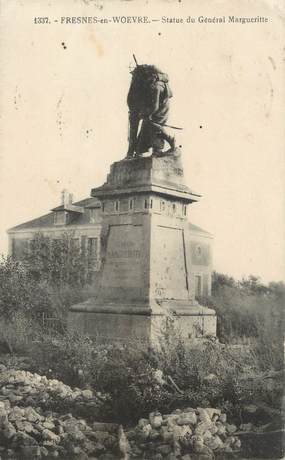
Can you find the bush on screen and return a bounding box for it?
[200,272,284,372]
[24,231,93,288]
[0,256,52,352]
[28,331,103,388]
[25,318,283,425]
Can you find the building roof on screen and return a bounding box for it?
[8,196,212,238]
[8,213,56,232]
[51,197,101,211]
[7,197,101,232]
[188,222,213,237]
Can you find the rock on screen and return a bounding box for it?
[234,438,241,449]
[205,408,221,419]
[15,420,26,431]
[173,409,182,414]
[23,421,34,433]
[137,418,149,428]
[204,435,224,450]
[63,418,81,433]
[21,445,41,459]
[40,446,49,457]
[8,406,24,421]
[215,421,226,436]
[92,422,118,432]
[193,440,214,459]
[165,454,178,460]
[226,423,237,433]
[153,454,163,460]
[2,400,10,410]
[149,411,163,429]
[42,429,60,443]
[24,407,41,423]
[195,421,213,436]
[219,413,227,423]
[0,409,8,424]
[224,436,236,447]
[156,444,172,455]
[149,429,160,440]
[202,430,212,440]
[93,430,112,444]
[3,422,16,439]
[177,411,197,426]
[139,423,152,440]
[160,426,174,442]
[166,414,179,427]
[197,408,212,424]
[43,421,55,430]
[173,424,192,442]
[82,389,93,399]
[64,429,85,443]
[12,432,38,447]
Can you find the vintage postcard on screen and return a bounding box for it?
[0,0,284,459]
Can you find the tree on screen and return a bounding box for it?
[0,256,51,352]
[24,231,91,287]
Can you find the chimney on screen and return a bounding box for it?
[61,189,73,207]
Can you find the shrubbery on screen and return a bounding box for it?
[23,320,284,424]
[200,272,284,372]
[0,232,97,350]
[0,246,283,426]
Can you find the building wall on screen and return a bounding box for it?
[188,231,213,298]
[8,208,213,298]
[8,225,102,271]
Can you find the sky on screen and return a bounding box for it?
[0,0,284,283]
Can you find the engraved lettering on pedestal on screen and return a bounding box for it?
[101,225,143,288]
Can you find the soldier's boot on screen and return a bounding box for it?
[126,143,136,158]
[164,134,176,152]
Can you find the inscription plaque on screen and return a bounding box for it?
[101,224,143,288]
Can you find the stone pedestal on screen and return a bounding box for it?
[68,150,216,344]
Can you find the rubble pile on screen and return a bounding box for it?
[127,408,241,459]
[0,367,121,459]
[0,367,105,413]
[0,367,244,459]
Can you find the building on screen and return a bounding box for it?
[7,188,213,301]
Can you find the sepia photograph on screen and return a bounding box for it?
[0,0,284,459]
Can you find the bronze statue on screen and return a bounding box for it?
[126,63,176,158]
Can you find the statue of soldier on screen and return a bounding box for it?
[126,64,176,158]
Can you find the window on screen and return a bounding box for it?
[144,199,148,209]
[71,238,80,251]
[172,203,176,214]
[150,199,153,209]
[114,200,120,212]
[183,205,187,217]
[87,238,98,260]
[194,275,202,299]
[102,202,105,213]
[129,199,133,210]
[89,209,98,223]
[12,238,29,260]
[160,200,165,212]
[54,211,66,225]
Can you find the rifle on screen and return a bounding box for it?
[133,54,138,66]
[148,119,183,131]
